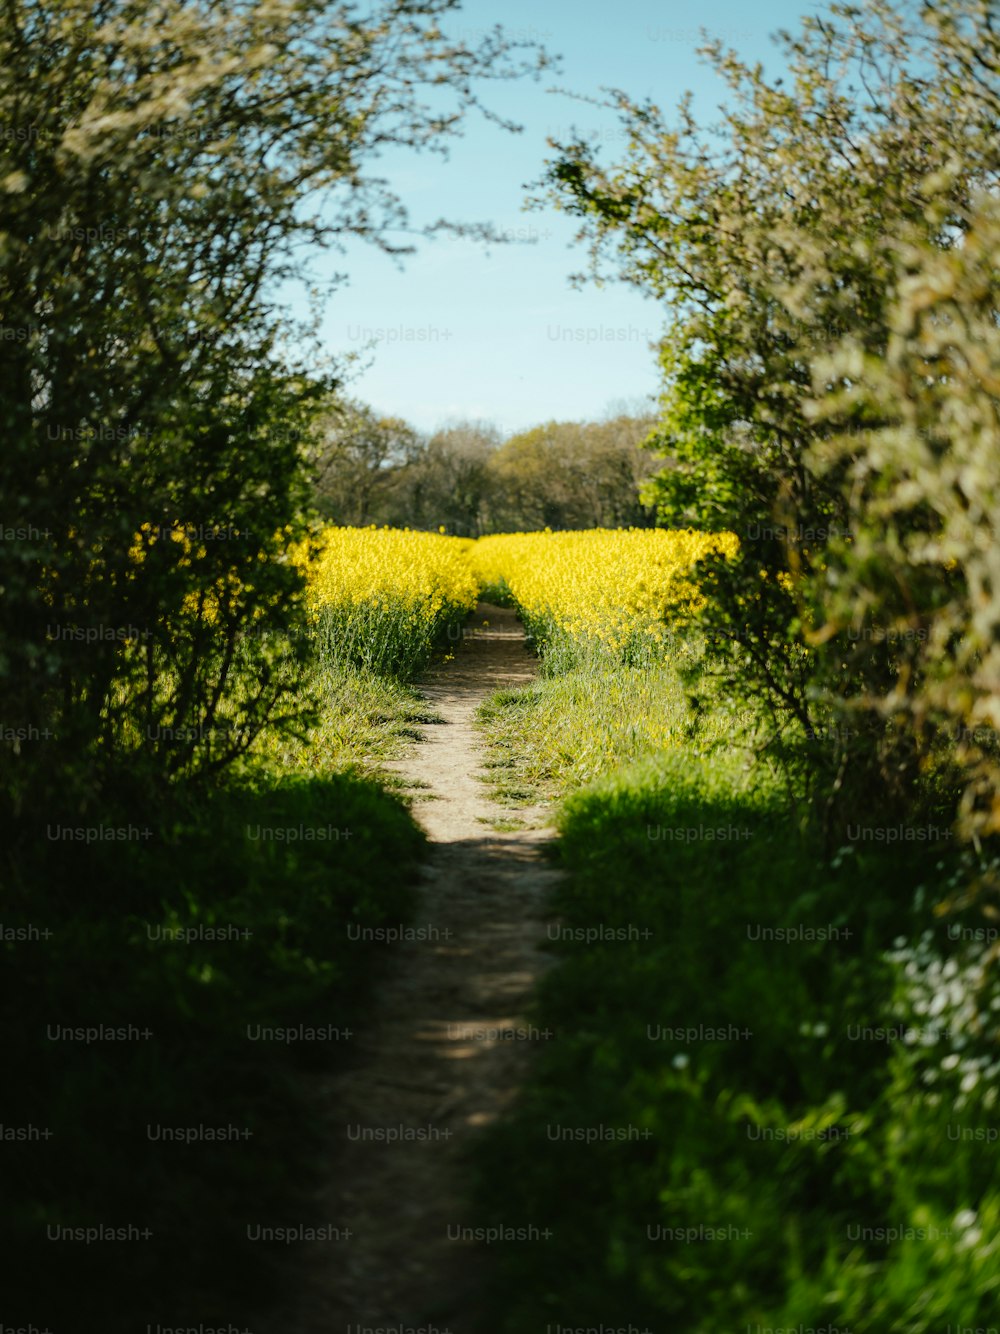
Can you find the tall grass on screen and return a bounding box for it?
[477,634,755,806]
[312,592,470,677]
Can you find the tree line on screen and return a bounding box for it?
[306,402,661,534]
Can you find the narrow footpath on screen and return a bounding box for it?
[288,603,560,1332]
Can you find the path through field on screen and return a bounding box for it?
[287,603,560,1332]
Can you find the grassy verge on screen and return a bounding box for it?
[473,724,1000,1328]
[472,592,1000,1329]
[254,657,442,781]
[2,663,428,1333]
[476,630,754,810]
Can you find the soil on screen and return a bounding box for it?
[284,603,560,1332]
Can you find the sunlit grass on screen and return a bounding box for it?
[477,651,757,809]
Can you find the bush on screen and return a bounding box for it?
[2,768,425,1333]
[540,0,1000,847]
[474,751,1000,1330]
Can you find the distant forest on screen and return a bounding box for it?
[307,401,663,534]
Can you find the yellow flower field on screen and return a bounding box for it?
[471,528,739,654]
[297,524,738,672]
[297,525,479,675]
[302,525,479,617]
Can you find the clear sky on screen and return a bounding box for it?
[303,0,822,436]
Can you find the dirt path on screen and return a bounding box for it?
[287,603,560,1332]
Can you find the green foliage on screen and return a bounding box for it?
[539,0,1000,842]
[640,330,757,529]
[2,727,425,1331]
[805,195,1000,841]
[0,0,546,812]
[475,751,1000,1330]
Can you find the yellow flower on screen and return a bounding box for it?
[470,527,737,645]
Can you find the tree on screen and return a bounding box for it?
[411,421,501,536]
[309,399,421,525]
[305,410,658,535]
[540,0,1000,836]
[486,416,658,530]
[0,0,546,813]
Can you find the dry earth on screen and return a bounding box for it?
[283,603,560,1333]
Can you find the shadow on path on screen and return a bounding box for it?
[286,604,560,1331]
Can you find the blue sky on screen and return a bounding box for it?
[303,0,821,436]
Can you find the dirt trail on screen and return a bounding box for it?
[287,603,559,1332]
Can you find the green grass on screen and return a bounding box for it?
[253,656,441,780]
[2,661,429,1333]
[471,596,1000,1330]
[472,744,1000,1331]
[476,651,754,809]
